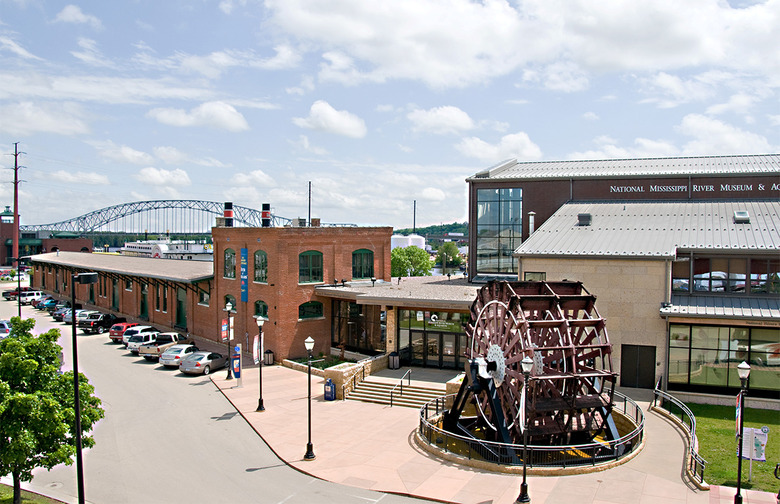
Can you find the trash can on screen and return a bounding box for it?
[388,351,400,370]
[324,378,336,401]
[263,349,274,366]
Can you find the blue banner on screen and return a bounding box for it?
[240,247,248,303]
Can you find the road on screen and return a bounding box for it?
[1,290,433,504]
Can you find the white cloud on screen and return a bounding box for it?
[134,167,192,187]
[705,93,758,116]
[639,72,716,108]
[582,111,599,121]
[231,170,276,187]
[48,170,109,185]
[0,101,89,136]
[407,106,474,135]
[455,132,542,163]
[95,141,153,164]
[568,136,679,160]
[522,61,589,92]
[71,38,114,68]
[677,114,775,154]
[0,36,41,60]
[286,75,315,95]
[176,46,301,79]
[54,5,102,30]
[151,146,228,167]
[219,0,247,14]
[292,135,329,155]
[421,187,446,201]
[147,101,249,131]
[292,100,366,138]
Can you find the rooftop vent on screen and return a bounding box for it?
[578,213,592,226]
[733,210,750,224]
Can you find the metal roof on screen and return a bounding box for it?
[516,200,780,258]
[467,154,780,181]
[661,295,780,321]
[29,251,213,283]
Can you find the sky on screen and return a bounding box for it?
[1,0,778,230]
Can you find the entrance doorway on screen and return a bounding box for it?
[620,344,656,388]
[409,330,463,369]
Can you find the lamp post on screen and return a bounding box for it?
[734,361,751,504]
[223,301,235,380]
[71,272,98,504]
[517,355,534,504]
[303,336,316,461]
[254,316,266,412]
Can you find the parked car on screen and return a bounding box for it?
[32,295,55,308]
[52,306,70,322]
[0,320,11,341]
[48,301,72,314]
[122,325,159,346]
[2,286,32,300]
[79,313,125,334]
[127,331,160,354]
[179,351,228,375]
[38,298,59,311]
[109,322,139,343]
[18,291,45,305]
[64,309,98,325]
[138,332,194,361]
[159,344,200,368]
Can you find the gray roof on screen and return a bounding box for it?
[662,295,780,321]
[30,251,213,283]
[516,200,780,258]
[468,154,780,181]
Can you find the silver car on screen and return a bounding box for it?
[178,351,228,375]
[0,320,10,341]
[159,344,200,368]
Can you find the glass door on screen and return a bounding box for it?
[425,332,439,367]
[441,333,457,368]
[411,330,424,366]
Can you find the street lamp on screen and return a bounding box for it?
[71,271,97,504]
[734,361,751,504]
[303,336,316,461]
[517,355,534,504]
[223,301,235,380]
[254,316,266,412]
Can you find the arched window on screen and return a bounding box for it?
[352,249,374,279]
[299,301,323,319]
[224,248,236,279]
[298,250,323,283]
[254,300,268,318]
[224,294,236,310]
[254,250,268,283]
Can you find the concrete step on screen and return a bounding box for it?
[346,378,444,409]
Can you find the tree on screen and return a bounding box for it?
[391,246,433,277]
[436,242,463,274]
[0,318,104,504]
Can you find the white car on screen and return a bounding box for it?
[159,344,200,368]
[121,325,158,347]
[127,331,159,354]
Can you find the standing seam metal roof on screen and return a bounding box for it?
[467,154,780,181]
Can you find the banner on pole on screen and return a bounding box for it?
[253,335,259,365]
[221,318,228,343]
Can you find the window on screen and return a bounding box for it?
[224,294,237,310]
[352,249,374,279]
[155,284,161,311]
[299,251,323,283]
[255,300,268,318]
[254,250,268,283]
[198,290,210,306]
[162,285,168,312]
[224,248,236,279]
[298,301,323,319]
[524,272,546,281]
[684,255,776,296]
[125,279,133,291]
[475,187,522,274]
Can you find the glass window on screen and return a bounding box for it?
[475,187,522,274]
[224,248,236,279]
[727,258,747,292]
[352,249,374,279]
[750,258,780,294]
[299,301,323,319]
[299,251,323,283]
[198,290,210,306]
[254,300,268,318]
[125,279,133,291]
[747,328,780,391]
[671,260,689,292]
[254,250,268,283]
[524,272,546,281]
[224,294,236,310]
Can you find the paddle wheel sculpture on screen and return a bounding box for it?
[444,280,619,451]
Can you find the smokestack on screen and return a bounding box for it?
[261,203,271,228]
[528,211,536,235]
[224,202,234,227]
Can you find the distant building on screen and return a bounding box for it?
[1,205,92,266]
[121,238,213,261]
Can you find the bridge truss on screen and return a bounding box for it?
[20,200,293,235]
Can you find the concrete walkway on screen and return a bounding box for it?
[214,364,778,504]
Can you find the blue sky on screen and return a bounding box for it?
[1,0,778,229]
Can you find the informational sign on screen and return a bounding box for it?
[232,344,242,385]
[221,318,229,343]
[240,248,248,303]
[739,427,769,462]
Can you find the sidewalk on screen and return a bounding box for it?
[213,364,777,504]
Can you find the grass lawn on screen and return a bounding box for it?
[0,484,62,504]
[687,402,780,493]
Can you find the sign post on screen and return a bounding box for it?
[232,344,242,387]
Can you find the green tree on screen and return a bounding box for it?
[436,242,463,274]
[391,246,433,277]
[0,318,104,504]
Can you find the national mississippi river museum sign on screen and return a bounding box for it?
[573,175,779,201]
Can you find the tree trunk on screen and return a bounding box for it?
[13,471,21,504]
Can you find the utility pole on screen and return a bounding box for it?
[12,143,22,267]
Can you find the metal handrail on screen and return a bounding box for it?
[652,379,708,485]
[390,369,412,407]
[341,363,367,400]
[418,392,644,468]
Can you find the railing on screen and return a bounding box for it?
[652,379,708,485]
[390,369,412,407]
[342,363,367,400]
[418,392,644,468]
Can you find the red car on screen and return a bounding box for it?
[109,322,139,343]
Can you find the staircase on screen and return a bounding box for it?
[346,378,445,409]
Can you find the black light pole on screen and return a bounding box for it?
[517,355,534,504]
[734,361,751,504]
[254,316,266,412]
[71,272,98,504]
[303,336,316,460]
[223,301,235,380]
